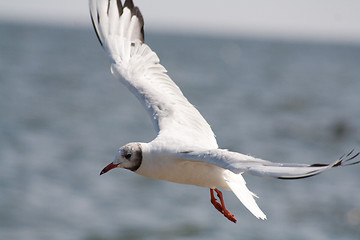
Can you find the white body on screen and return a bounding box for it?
[137,142,229,190]
[135,140,267,219]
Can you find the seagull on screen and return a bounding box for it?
[89,0,360,223]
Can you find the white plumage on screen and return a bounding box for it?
[89,0,359,223]
[90,0,217,149]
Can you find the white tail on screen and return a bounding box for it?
[223,170,267,220]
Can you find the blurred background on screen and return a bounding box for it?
[1,1,360,240]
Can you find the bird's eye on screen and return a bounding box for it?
[124,153,132,159]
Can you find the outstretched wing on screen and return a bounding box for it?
[176,149,360,179]
[89,0,217,149]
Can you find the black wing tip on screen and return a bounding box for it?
[179,150,193,154]
[305,149,359,168]
[125,1,145,42]
[310,163,328,167]
[116,0,123,15]
[277,172,320,180]
[277,149,360,180]
[334,150,360,167]
[120,0,145,42]
[124,0,135,9]
[90,11,103,46]
[133,6,145,42]
[90,0,145,43]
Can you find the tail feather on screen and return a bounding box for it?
[223,170,267,220]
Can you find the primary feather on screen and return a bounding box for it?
[176,149,360,179]
[89,0,217,149]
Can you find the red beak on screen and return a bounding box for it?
[100,163,118,175]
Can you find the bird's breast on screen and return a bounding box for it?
[134,154,229,189]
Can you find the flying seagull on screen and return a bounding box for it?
[89,0,359,223]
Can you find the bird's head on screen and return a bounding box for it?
[100,142,143,175]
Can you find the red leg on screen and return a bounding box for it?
[210,189,223,213]
[210,188,237,223]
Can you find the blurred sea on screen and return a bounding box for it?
[1,21,360,240]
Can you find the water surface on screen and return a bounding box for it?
[1,22,360,240]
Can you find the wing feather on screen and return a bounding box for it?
[89,0,217,148]
[176,149,360,179]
